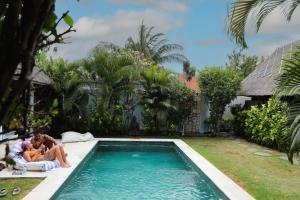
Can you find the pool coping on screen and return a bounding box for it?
[24,138,255,200]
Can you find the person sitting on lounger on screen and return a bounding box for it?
[22,141,70,168]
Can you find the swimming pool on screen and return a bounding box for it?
[51,141,229,200]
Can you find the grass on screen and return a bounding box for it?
[0,178,42,200]
[184,137,300,200]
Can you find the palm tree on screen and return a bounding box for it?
[183,61,196,81]
[139,65,176,131]
[126,22,187,64]
[42,59,90,130]
[228,0,300,48]
[44,60,89,114]
[82,47,137,114]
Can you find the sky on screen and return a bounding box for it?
[52,0,300,73]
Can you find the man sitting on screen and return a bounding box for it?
[31,130,57,151]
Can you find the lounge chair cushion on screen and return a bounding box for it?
[0,139,21,162]
[13,156,60,172]
[7,140,23,159]
[61,131,94,143]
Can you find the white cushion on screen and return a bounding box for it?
[0,139,22,160]
[0,143,5,159]
[61,131,94,143]
[7,140,23,159]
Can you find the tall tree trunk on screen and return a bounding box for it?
[0,0,58,124]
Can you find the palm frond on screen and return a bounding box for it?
[227,0,299,48]
[228,0,261,48]
[289,113,300,163]
[276,45,300,96]
[157,53,187,64]
[126,22,186,64]
[256,1,286,31]
[286,0,300,20]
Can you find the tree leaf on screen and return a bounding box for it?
[44,13,57,32]
[63,14,74,26]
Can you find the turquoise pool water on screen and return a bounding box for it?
[51,142,228,200]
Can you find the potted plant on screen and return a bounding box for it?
[1,144,16,171]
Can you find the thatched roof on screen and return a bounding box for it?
[13,66,51,85]
[30,66,51,85]
[239,40,300,96]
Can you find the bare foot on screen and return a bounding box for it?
[66,161,71,167]
[61,164,70,168]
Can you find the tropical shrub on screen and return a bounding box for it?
[244,98,290,151]
[230,104,247,137]
[80,47,139,133]
[28,99,59,130]
[2,144,16,166]
[90,108,128,135]
[40,58,90,133]
[139,66,194,133]
[226,49,258,78]
[198,67,242,133]
[143,105,156,132]
[140,65,175,132]
[167,78,194,130]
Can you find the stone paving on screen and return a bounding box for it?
[280,156,300,165]
[230,138,300,165]
[254,152,272,157]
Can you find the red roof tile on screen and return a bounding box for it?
[178,74,199,92]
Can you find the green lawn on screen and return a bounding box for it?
[0,178,42,200]
[184,137,300,200]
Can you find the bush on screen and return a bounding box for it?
[198,67,242,133]
[142,105,156,132]
[244,98,290,151]
[230,104,247,137]
[90,109,128,135]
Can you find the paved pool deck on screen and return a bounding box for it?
[1,138,255,200]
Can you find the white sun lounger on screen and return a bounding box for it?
[8,141,60,171]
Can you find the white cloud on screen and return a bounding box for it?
[245,6,300,35]
[198,38,225,46]
[107,0,190,13]
[243,6,300,57]
[250,34,300,57]
[157,1,189,13]
[50,9,184,61]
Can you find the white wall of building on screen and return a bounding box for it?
[223,96,252,120]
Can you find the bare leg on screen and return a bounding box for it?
[45,146,69,168]
[58,145,71,166]
[23,152,31,162]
